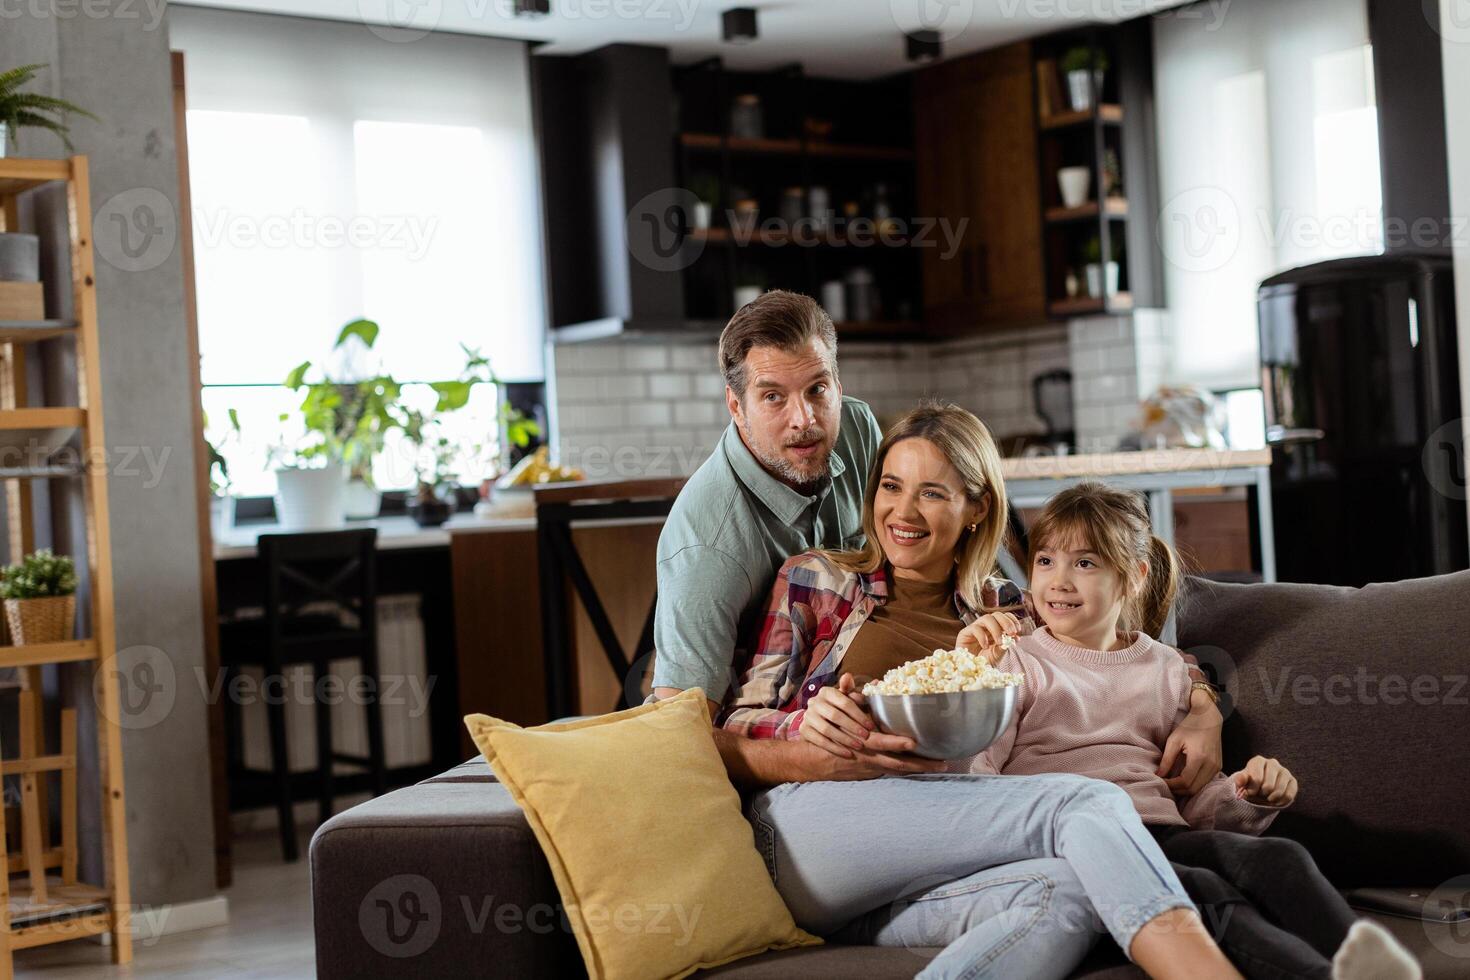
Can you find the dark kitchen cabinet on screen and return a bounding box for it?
[915,42,1047,333]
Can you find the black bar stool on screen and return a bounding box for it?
[220,528,386,861]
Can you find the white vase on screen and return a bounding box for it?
[1057,167,1091,209]
[0,123,8,159]
[692,201,712,231]
[1066,69,1106,112]
[1085,261,1121,298]
[344,478,382,520]
[274,463,346,529]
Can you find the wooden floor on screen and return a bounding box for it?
[14,828,316,978]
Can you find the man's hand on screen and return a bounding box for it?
[1232,756,1297,807]
[1158,688,1224,796]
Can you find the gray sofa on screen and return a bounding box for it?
[312,573,1470,978]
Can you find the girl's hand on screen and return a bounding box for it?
[1232,756,1298,807]
[800,673,876,758]
[956,612,1024,658]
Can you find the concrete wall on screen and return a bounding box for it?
[1,6,216,906]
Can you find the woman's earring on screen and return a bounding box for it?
[967,523,978,532]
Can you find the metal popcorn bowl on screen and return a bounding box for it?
[866,685,1019,760]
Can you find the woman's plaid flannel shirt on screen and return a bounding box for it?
[717,549,1209,739]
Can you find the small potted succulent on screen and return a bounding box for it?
[1060,46,1109,113]
[0,63,97,158]
[1,548,78,645]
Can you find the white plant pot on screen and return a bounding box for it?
[692,201,712,231]
[274,463,346,529]
[344,478,382,520]
[1085,261,1121,298]
[733,285,763,310]
[1057,167,1091,209]
[0,123,8,159]
[209,495,236,540]
[1066,69,1106,112]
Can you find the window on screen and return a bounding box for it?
[170,7,545,496]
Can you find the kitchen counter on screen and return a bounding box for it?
[1000,447,1272,481]
[212,513,537,561]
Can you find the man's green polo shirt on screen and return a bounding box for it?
[651,396,882,702]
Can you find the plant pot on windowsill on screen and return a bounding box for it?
[408,482,454,527]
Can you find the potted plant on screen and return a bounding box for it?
[1081,235,1119,299]
[1,549,78,645]
[689,173,719,231]
[0,63,97,159]
[278,318,400,524]
[205,407,241,537]
[1060,46,1109,113]
[399,410,456,527]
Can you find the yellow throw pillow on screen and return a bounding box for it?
[463,688,820,980]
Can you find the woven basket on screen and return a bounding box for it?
[5,595,76,645]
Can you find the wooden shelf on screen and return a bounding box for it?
[0,158,71,196]
[0,639,100,669]
[1045,198,1129,223]
[8,877,109,935]
[690,227,911,248]
[0,320,78,344]
[0,407,85,430]
[1039,104,1124,130]
[679,133,914,162]
[1047,292,1133,317]
[835,320,922,338]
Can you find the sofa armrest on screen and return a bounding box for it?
[310,779,584,978]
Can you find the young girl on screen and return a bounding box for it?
[955,481,1420,980]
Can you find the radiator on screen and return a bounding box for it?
[240,594,433,774]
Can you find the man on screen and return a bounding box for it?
[651,290,1224,788]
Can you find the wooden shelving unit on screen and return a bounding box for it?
[0,155,133,974]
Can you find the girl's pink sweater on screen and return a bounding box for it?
[951,626,1283,834]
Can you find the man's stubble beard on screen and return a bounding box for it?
[739,416,832,495]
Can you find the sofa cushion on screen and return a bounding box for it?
[464,688,820,979]
[1176,572,1470,887]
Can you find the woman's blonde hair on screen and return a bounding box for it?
[1026,481,1180,638]
[826,402,1009,610]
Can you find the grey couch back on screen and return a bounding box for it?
[1176,572,1470,886]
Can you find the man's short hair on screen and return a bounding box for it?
[717,290,838,399]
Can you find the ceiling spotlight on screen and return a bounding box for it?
[907,30,942,64]
[722,7,758,44]
[514,0,550,16]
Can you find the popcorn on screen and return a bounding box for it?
[862,640,1024,697]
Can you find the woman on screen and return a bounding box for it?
[721,402,1239,980]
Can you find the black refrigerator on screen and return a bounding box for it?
[1257,252,1467,586]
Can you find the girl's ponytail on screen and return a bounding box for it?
[1133,534,1180,638]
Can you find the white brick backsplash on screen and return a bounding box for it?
[555,342,621,374]
[694,373,726,399]
[596,373,648,401]
[670,345,714,372]
[648,373,692,399]
[625,401,674,428]
[559,403,624,430]
[622,345,669,371]
[674,401,721,427]
[556,375,604,403]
